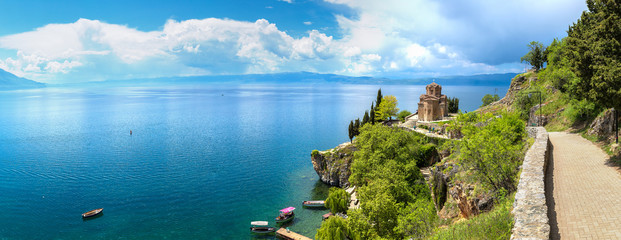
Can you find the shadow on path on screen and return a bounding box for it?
[545,142,560,240]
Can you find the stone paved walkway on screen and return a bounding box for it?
[547,132,621,239]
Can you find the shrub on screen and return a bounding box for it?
[398,110,412,122]
[563,99,601,123]
[428,193,514,239]
[311,149,320,158]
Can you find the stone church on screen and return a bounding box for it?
[418,82,448,122]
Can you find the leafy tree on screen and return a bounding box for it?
[347,209,376,240]
[362,111,370,125]
[458,112,526,192]
[347,124,434,239]
[325,187,350,214]
[396,199,437,239]
[481,94,500,107]
[348,120,354,143]
[397,110,412,122]
[520,41,546,71]
[375,95,399,121]
[447,97,460,113]
[354,118,361,136]
[316,216,349,240]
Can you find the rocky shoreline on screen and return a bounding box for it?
[310,142,356,188]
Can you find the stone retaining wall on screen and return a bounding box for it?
[511,127,550,239]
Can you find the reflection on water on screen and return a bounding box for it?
[310,180,331,201]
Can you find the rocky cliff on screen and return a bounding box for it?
[311,142,356,188]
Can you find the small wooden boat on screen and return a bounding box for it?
[302,200,325,208]
[275,207,295,224]
[250,221,276,234]
[322,212,333,220]
[82,208,103,218]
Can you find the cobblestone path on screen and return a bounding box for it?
[547,132,621,239]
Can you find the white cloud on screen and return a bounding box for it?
[303,21,312,25]
[0,0,586,82]
[0,18,343,82]
[279,0,293,3]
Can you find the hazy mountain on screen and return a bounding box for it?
[94,72,518,87]
[0,69,45,90]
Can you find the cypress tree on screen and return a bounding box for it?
[362,111,370,125]
[348,120,354,143]
[375,89,383,111]
[354,118,361,136]
[370,103,375,124]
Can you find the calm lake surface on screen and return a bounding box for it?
[0,82,507,239]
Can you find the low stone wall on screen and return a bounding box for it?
[511,127,550,239]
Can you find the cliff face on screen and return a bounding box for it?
[311,142,356,188]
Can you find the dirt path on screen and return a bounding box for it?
[546,132,621,239]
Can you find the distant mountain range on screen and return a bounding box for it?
[101,72,519,87]
[0,69,45,90]
[1,70,519,89]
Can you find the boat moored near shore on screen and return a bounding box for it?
[302,200,325,208]
[275,207,295,224]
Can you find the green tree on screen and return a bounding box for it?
[347,209,376,240]
[458,112,526,192]
[375,95,399,121]
[396,199,437,239]
[348,120,354,143]
[397,110,412,122]
[362,111,370,125]
[325,187,350,213]
[346,124,433,239]
[520,41,546,71]
[354,118,361,136]
[565,0,621,111]
[316,216,349,240]
[447,97,460,113]
[370,103,376,124]
[481,94,500,107]
[375,88,383,112]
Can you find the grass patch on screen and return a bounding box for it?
[428,193,514,240]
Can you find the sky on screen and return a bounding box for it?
[0,0,587,83]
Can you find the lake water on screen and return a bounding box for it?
[0,82,507,239]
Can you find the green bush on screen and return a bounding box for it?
[428,193,514,240]
[311,149,320,158]
[563,99,601,122]
[481,94,500,107]
[398,110,412,122]
[513,87,547,121]
[417,143,437,168]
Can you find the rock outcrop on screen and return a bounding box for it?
[430,163,457,209]
[311,142,356,188]
[449,183,479,219]
[497,74,529,107]
[588,108,617,140]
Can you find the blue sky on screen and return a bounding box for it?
[0,0,587,83]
